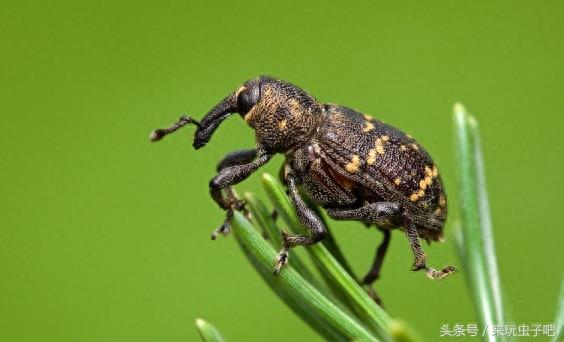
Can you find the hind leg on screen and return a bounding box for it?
[405,224,456,279]
[327,203,399,304]
[326,202,401,227]
[360,229,391,305]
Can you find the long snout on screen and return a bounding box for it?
[193,93,237,149]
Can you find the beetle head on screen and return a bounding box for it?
[239,76,323,153]
[155,76,323,151]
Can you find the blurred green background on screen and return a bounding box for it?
[1,1,563,341]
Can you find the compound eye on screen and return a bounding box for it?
[236,81,260,114]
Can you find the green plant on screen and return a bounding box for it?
[195,104,561,341]
[195,318,226,342]
[453,103,506,342]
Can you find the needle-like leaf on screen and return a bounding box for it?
[195,318,226,342]
[454,103,506,341]
[553,279,564,342]
[261,173,393,338]
[244,192,355,315]
[244,192,317,284]
[231,211,379,341]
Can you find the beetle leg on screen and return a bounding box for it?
[363,229,391,284]
[405,225,428,270]
[326,202,401,227]
[274,171,327,274]
[210,147,271,209]
[327,203,400,304]
[216,149,257,172]
[207,149,258,239]
[209,147,272,239]
[405,225,456,279]
[361,229,391,305]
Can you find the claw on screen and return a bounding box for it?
[209,199,246,240]
[425,265,456,279]
[210,221,231,240]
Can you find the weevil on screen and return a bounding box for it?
[151,76,455,298]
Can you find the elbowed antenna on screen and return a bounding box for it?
[149,92,238,148]
[149,115,201,142]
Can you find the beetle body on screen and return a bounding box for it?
[288,104,447,241]
[151,76,455,299]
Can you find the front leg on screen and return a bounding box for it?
[209,147,272,239]
[216,149,257,172]
[274,171,327,274]
[207,149,258,239]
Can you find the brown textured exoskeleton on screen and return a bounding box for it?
[151,76,455,300]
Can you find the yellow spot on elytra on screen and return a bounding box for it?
[425,166,432,175]
[419,179,428,190]
[417,175,433,191]
[278,119,287,131]
[374,137,385,154]
[411,143,419,150]
[435,207,443,215]
[439,194,446,208]
[345,155,361,173]
[364,114,373,121]
[363,121,374,132]
[375,144,385,155]
[432,165,439,177]
[410,193,419,201]
[406,134,412,139]
[394,178,401,185]
[400,144,407,151]
[381,135,389,142]
[367,149,377,165]
[417,189,425,197]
